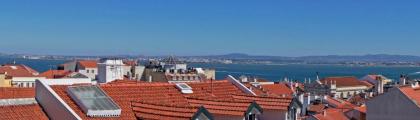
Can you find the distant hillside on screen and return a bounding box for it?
[201,53,420,63]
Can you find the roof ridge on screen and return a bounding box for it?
[186,97,252,103]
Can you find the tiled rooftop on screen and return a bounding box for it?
[132,101,199,120]
[260,83,294,97]
[0,64,39,77]
[320,77,368,87]
[325,96,355,109]
[398,85,420,108]
[231,94,291,110]
[50,80,294,119]
[38,70,73,79]
[77,60,98,68]
[312,108,349,120]
[308,104,326,113]
[186,98,253,116]
[0,104,49,120]
[0,87,35,99]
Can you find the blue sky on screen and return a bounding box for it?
[0,0,419,56]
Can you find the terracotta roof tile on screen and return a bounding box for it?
[231,94,291,110]
[186,98,251,116]
[77,60,97,68]
[132,101,199,120]
[308,104,326,113]
[0,104,48,120]
[123,60,137,66]
[260,83,294,97]
[0,87,35,99]
[38,70,73,79]
[398,85,420,108]
[52,83,189,120]
[320,77,367,87]
[325,96,356,109]
[312,108,349,120]
[50,80,294,119]
[0,64,39,77]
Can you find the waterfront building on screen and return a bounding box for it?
[97,58,125,83]
[143,56,216,83]
[75,60,98,80]
[366,84,420,120]
[360,74,392,94]
[306,77,372,99]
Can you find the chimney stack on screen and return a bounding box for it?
[148,75,152,82]
[400,75,407,85]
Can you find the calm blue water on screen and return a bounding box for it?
[190,63,420,82]
[1,57,419,82]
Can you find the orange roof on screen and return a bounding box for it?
[123,60,137,66]
[245,83,294,97]
[52,83,187,120]
[132,101,202,120]
[183,80,248,101]
[308,104,326,113]
[320,77,367,87]
[260,83,294,97]
[77,60,97,68]
[38,70,73,79]
[244,83,266,96]
[398,85,420,108]
[50,80,294,119]
[231,94,291,110]
[0,104,49,120]
[312,108,349,120]
[325,96,356,109]
[186,98,253,116]
[0,64,39,77]
[0,87,35,99]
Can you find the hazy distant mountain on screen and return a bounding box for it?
[204,53,420,63]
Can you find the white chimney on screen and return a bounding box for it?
[148,76,152,82]
[307,93,311,105]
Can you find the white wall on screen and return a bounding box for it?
[98,59,124,83]
[12,77,46,87]
[227,75,256,95]
[35,80,81,120]
[78,68,98,80]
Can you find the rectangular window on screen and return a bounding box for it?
[87,70,90,73]
[92,70,95,73]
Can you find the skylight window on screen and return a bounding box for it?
[176,83,193,94]
[67,85,121,117]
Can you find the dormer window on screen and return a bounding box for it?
[247,114,256,120]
